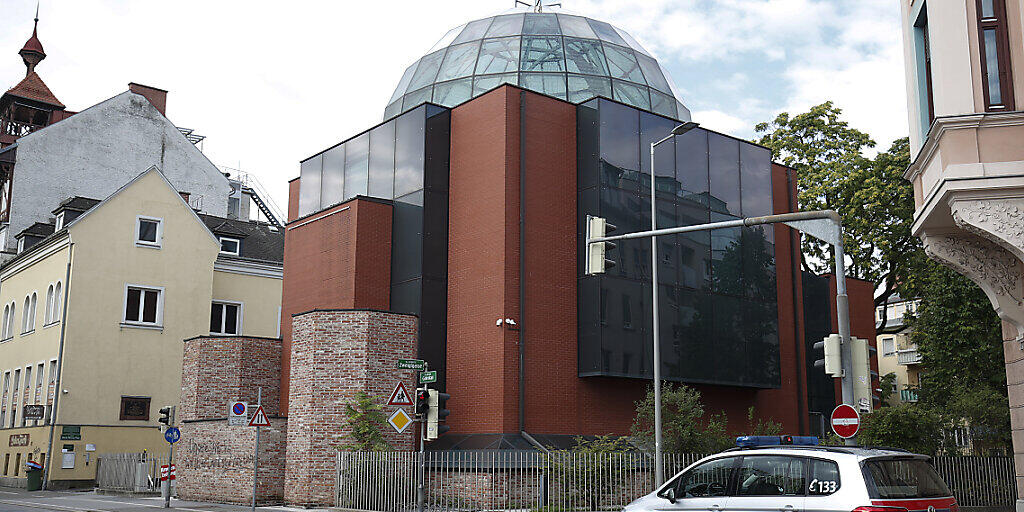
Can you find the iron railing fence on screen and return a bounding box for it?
[336,451,1017,512]
[95,452,170,493]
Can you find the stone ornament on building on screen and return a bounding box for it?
[950,198,1024,263]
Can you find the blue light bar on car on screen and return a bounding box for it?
[735,435,819,447]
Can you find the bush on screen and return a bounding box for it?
[858,403,944,455]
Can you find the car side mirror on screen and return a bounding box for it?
[663,487,677,504]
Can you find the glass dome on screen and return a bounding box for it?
[384,12,691,121]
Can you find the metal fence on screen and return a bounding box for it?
[95,452,169,493]
[336,451,1017,512]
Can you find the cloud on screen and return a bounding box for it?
[692,109,751,135]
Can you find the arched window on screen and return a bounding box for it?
[9,302,15,338]
[21,296,30,333]
[29,292,37,331]
[53,282,62,322]
[45,285,54,324]
[3,304,9,338]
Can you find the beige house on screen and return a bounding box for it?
[875,296,923,405]
[900,0,1024,504]
[0,167,283,488]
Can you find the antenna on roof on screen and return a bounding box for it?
[514,0,561,12]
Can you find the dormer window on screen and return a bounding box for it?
[16,237,24,254]
[219,237,240,255]
[54,212,64,231]
[135,216,162,248]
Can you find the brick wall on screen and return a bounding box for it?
[284,309,419,507]
[177,336,286,504]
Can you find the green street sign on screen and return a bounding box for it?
[420,371,437,384]
[397,359,426,370]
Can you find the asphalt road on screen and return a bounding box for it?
[0,488,321,512]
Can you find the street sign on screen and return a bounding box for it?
[831,404,861,439]
[164,427,181,444]
[23,405,45,420]
[248,405,271,427]
[420,371,437,384]
[397,359,426,370]
[387,382,414,406]
[229,401,248,426]
[160,464,176,481]
[387,408,413,433]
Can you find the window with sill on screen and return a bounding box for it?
[119,396,151,421]
[135,216,162,248]
[210,301,241,335]
[124,286,162,326]
[977,0,1016,111]
[219,237,240,255]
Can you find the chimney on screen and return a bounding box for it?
[128,83,168,116]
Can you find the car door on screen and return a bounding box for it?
[726,455,806,512]
[655,456,737,512]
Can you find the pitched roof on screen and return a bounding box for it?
[198,214,284,263]
[20,26,44,56]
[5,72,64,108]
[16,221,54,239]
[51,196,101,215]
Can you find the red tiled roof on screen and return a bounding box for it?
[20,27,44,55]
[4,72,64,108]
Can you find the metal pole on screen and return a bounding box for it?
[417,364,427,512]
[649,141,663,486]
[832,237,857,445]
[252,386,261,512]
[165,438,174,508]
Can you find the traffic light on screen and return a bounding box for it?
[425,389,450,441]
[585,215,617,275]
[415,388,430,417]
[851,337,874,413]
[813,334,842,378]
[157,405,175,429]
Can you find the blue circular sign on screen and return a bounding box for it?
[164,427,180,444]
[232,403,245,415]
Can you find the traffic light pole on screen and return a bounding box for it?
[587,209,858,470]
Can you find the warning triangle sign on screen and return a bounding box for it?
[387,382,414,406]
[248,405,271,427]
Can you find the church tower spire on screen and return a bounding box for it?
[19,3,46,76]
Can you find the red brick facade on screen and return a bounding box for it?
[284,309,419,506]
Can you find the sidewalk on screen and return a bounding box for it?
[0,487,328,512]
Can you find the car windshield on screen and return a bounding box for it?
[864,458,952,499]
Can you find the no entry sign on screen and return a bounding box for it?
[831,404,861,439]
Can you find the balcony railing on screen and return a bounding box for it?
[901,388,920,402]
[898,348,922,365]
[1,119,45,138]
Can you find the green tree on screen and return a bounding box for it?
[858,403,945,455]
[339,390,391,451]
[631,383,733,453]
[877,373,897,406]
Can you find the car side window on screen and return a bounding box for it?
[736,456,805,496]
[807,459,841,496]
[672,457,736,498]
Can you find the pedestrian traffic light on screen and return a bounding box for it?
[585,215,617,275]
[426,389,450,441]
[813,334,842,377]
[157,405,174,429]
[415,388,430,417]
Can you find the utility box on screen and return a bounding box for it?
[851,337,873,413]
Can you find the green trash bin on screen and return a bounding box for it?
[25,464,43,491]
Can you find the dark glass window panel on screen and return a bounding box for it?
[557,14,597,38]
[137,220,158,243]
[676,129,709,200]
[394,108,426,197]
[343,133,369,200]
[407,49,446,91]
[402,86,433,110]
[224,304,238,335]
[599,187,645,279]
[392,191,425,283]
[473,73,518,95]
[709,133,741,216]
[388,62,418,104]
[520,72,567,99]
[125,288,141,322]
[485,14,524,37]
[670,286,713,380]
[453,17,493,44]
[984,29,1002,105]
[209,303,222,333]
[476,37,520,74]
[981,0,995,18]
[711,212,743,296]
[676,210,711,291]
[298,156,322,217]
[390,278,422,316]
[741,224,777,301]
[564,38,608,75]
[578,278,602,374]
[712,293,746,383]
[739,143,773,217]
[523,13,560,34]
[600,278,647,376]
[636,52,672,93]
[598,99,640,191]
[437,42,480,81]
[587,19,627,46]
[567,75,612,103]
[368,121,396,199]
[603,44,645,83]
[220,238,239,254]
[650,90,678,119]
[577,102,600,190]
[612,80,650,110]
[432,78,473,107]
[641,112,677,179]
[142,290,159,323]
[521,36,566,72]
[320,144,345,207]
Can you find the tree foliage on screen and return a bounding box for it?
[858,403,945,456]
[340,390,391,451]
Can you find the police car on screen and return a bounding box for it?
[624,435,957,512]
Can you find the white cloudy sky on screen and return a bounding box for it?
[0,0,907,210]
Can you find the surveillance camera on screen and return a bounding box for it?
[62,389,69,394]
[496,318,504,327]
[505,318,517,326]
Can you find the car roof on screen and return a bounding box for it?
[714,445,928,461]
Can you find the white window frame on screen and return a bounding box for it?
[218,237,241,256]
[20,294,32,334]
[16,237,24,254]
[210,300,243,335]
[122,284,164,328]
[45,284,54,325]
[134,216,163,248]
[52,281,62,325]
[54,212,64,231]
[1,303,9,340]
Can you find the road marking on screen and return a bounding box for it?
[0,499,91,512]
[0,490,20,494]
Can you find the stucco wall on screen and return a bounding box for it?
[211,270,282,338]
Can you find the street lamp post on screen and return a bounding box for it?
[650,121,698,486]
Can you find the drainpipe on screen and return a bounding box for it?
[518,90,527,433]
[786,169,808,434]
[43,241,73,491]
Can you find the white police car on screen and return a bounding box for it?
[624,436,958,512]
